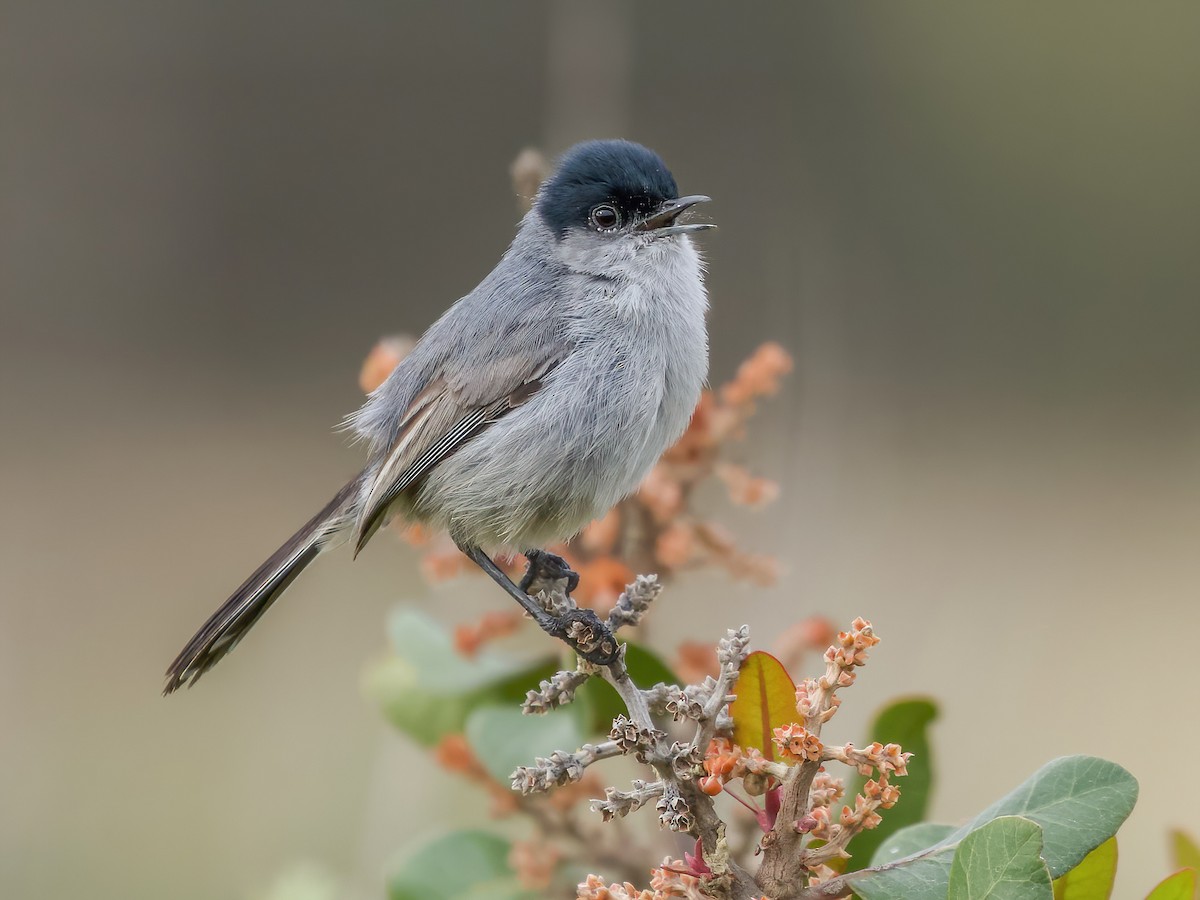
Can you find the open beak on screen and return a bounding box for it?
[636,195,715,236]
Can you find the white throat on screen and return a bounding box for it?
[554,231,708,320]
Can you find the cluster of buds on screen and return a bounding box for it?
[825,741,912,778]
[861,772,901,810]
[698,737,739,796]
[794,805,832,840]
[592,780,665,822]
[606,575,663,630]
[654,676,724,723]
[610,715,666,763]
[795,617,879,730]
[579,857,775,900]
[792,619,911,869]
[716,625,752,671]
[649,859,709,899]
[574,615,911,895]
[655,790,693,832]
[808,770,845,809]
[576,874,655,900]
[512,741,628,795]
[697,738,786,797]
[798,772,904,867]
[840,793,883,833]
[511,748,589,794]
[522,668,592,714]
[668,741,706,780]
[564,613,612,657]
[773,724,823,763]
[664,688,706,722]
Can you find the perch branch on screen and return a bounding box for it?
[510,575,762,899]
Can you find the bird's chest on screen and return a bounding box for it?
[571,268,708,454]
[614,286,703,394]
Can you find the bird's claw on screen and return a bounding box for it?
[521,549,580,595]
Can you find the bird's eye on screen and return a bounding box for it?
[590,204,620,230]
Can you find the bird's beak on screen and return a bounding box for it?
[636,195,715,236]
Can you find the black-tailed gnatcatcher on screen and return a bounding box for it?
[164,140,714,693]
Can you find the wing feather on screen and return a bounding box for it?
[351,352,565,554]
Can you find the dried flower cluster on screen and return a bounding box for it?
[566,616,912,899]
[578,859,774,900]
[698,739,781,799]
[577,873,656,900]
[751,618,912,898]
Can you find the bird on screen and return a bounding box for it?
[164,139,714,694]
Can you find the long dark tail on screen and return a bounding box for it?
[163,476,361,694]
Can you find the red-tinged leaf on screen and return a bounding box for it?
[729,650,798,761]
[684,838,712,876]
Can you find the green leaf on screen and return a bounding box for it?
[845,697,938,871]
[385,609,534,690]
[464,704,585,785]
[854,843,953,899]
[623,640,680,686]
[363,609,555,746]
[872,823,956,866]
[577,641,679,734]
[728,650,798,760]
[957,756,1137,877]
[1053,837,1117,900]
[946,816,1053,899]
[1171,830,1200,873]
[1145,870,1198,900]
[851,756,1138,900]
[389,831,539,900]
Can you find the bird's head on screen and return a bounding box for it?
[535,140,713,275]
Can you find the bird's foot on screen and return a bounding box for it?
[521,549,580,596]
[457,543,619,667]
[521,550,617,664]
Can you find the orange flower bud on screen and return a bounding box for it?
[358,335,414,393]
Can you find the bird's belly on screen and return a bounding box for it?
[411,351,698,550]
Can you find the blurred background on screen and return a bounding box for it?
[2,2,1198,898]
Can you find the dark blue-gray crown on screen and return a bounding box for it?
[536,140,679,238]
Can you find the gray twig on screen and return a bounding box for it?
[512,577,761,899]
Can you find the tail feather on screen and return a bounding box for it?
[163,476,360,694]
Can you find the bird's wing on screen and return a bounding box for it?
[351,348,567,554]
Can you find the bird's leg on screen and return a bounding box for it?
[457,544,618,666]
[520,548,580,595]
[458,544,559,629]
